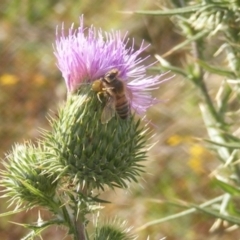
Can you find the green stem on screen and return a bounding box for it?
[136,195,225,231]
[197,76,223,125]
[74,220,87,240]
[191,30,240,181]
[58,204,84,239]
[62,205,87,240]
[71,185,89,240]
[192,36,220,120]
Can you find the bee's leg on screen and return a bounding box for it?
[102,87,114,91]
[97,92,103,103]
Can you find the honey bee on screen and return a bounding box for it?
[92,69,130,124]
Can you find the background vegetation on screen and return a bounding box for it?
[1,0,239,239]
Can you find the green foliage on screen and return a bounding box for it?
[134,0,240,236]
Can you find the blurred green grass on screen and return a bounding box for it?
[0,0,237,239]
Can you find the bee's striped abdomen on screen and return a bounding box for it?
[115,94,130,119]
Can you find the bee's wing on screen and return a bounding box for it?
[101,96,115,124]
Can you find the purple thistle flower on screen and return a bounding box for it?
[54,16,168,114]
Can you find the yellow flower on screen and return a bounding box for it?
[188,145,206,174]
[167,135,183,146]
[189,145,205,157]
[0,74,19,85]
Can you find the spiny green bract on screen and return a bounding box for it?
[44,85,148,190]
[94,224,136,240]
[0,143,58,210]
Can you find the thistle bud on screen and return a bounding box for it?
[0,143,58,210]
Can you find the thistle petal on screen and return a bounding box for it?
[54,15,168,114]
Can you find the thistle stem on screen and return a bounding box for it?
[191,30,240,181]
[197,75,226,126]
[191,39,221,124]
[74,220,86,240]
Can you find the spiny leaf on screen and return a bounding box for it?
[134,5,203,16]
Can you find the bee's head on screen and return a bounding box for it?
[104,68,119,83]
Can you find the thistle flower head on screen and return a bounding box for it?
[54,16,166,114]
[48,16,168,191]
[0,143,58,210]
